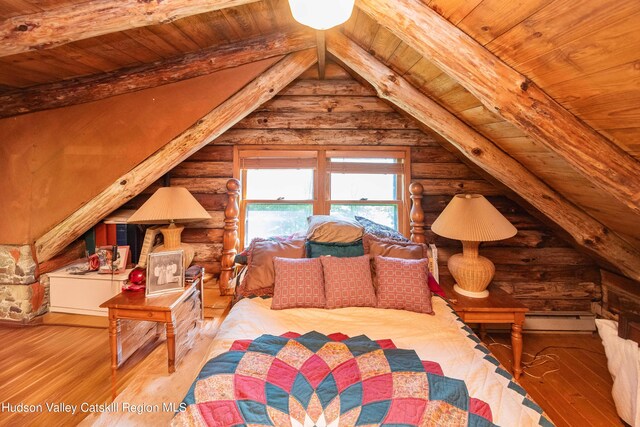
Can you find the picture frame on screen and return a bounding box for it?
[146,250,184,296]
[97,245,129,274]
[137,225,163,268]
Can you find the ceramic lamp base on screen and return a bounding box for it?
[447,241,495,298]
[453,284,489,298]
[156,224,195,266]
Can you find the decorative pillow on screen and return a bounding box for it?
[374,256,434,314]
[307,215,364,243]
[427,272,446,298]
[231,265,249,304]
[363,233,428,259]
[271,257,326,310]
[234,232,305,265]
[355,216,409,242]
[306,240,364,258]
[237,237,306,297]
[320,255,376,309]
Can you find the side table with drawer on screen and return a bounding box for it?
[100,283,201,398]
[443,282,529,380]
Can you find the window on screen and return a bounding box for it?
[236,147,410,246]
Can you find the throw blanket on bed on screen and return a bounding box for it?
[173,331,496,426]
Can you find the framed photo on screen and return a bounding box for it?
[138,225,162,268]
[97,245,129,274]
[146,250,184,296]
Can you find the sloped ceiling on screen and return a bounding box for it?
[341,6,640,248]
[1,0,639,275]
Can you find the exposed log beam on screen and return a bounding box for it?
[357,0,640,216]
[327,32,640,281]
[0,30,315,118]
[0,0,259,58]
[34,49,317,262]
[316,31,326,80]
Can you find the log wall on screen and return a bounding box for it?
[125,64,601,312]
[594,270,640,319]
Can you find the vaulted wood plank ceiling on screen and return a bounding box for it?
[347,9,640,248]
[1,0,639,270]
[0,0,295,88]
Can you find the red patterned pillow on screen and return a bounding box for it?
[374,256,434,314]
[320,255,376,309]
[272,257,326,310]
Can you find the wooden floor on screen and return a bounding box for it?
[486,333,623,427]
[0,324,143,426]
[0,284,232,426]
[0,323,622,426]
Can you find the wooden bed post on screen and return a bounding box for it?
[219,178,240,296]
[409,182,426,244]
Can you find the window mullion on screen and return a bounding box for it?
[317,150,328,215]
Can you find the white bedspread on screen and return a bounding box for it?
[196,296,550,426]
[596,319,640,426]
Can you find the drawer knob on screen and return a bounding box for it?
[147,312,153,318]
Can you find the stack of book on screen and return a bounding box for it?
[185,265,204,284]
[82,209,145,264]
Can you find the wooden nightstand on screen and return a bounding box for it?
[443,283,529,380]
[100,283,201,398]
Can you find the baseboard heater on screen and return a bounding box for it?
[484,311,596,333]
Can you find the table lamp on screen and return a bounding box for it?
[127,187,211,267]
[431,194,516,298]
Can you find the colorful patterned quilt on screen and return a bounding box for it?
[174,331,496,426]
[172,296,552,427]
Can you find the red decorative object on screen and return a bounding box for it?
[123,267,146,292]
[88,254,100,271]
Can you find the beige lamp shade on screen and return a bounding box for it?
[128,187,210,268]
[431,194,516,242]
[127,187,211,224]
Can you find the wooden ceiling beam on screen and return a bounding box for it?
[34,49,317,262]
[0,30,315,118]
[316,31,326,80]
[327,31,640,281]
[357,0,640,216]
[0,0,260,58]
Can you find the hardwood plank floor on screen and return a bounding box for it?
[486,332,624,427]
[0,323,623,426]
[0,286,232,426]
[0,324,143,426]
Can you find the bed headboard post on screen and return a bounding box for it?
[409,182,426,244]
[219,178,240,296]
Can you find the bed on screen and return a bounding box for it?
[172,179,552,426]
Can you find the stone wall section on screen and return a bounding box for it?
[0,245,48,322]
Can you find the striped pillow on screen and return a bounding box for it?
[375,256,434,314]
[320,255,376,309]
[272,257,326,310]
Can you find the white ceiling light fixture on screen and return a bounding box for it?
[288,0,356,30]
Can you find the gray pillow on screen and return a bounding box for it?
[355,216,409,242]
